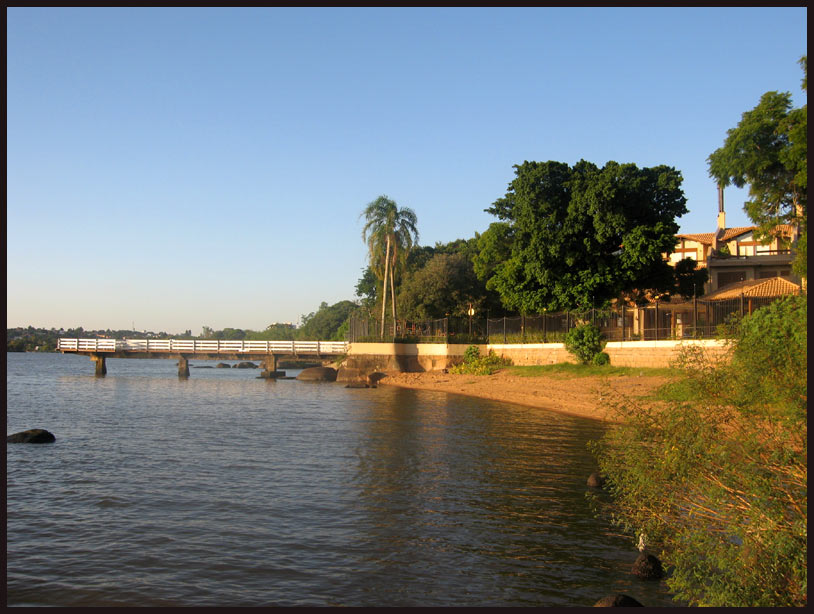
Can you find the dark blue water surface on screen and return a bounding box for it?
[6,352,678,606]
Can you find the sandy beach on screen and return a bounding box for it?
[377,370,673,423]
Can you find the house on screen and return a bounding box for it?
[666,187,799,293]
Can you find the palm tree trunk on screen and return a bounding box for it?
[390,260,397,334]
[380,234,391,337]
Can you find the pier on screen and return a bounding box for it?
[57,338,349,377]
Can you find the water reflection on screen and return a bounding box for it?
[7,354,678,606]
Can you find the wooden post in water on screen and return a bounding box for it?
[261,354,278,379]
[91,353,106,377]
[178,355,190,378]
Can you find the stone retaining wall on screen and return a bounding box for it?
[347,340,729,372]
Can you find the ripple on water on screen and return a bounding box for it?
[6,355,680,606]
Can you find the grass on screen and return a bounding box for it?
[505,363,679,379]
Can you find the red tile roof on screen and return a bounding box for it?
[676,232,715,245]
[703,276,802,300]
[719,226,758,241]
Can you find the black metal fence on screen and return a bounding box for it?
[348,295,795,344]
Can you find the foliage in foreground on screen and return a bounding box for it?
[589,295,807,607]
[449,345,512,375]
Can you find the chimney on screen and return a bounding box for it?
[716,184,726,231]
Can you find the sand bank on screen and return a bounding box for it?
[377,370,673,423]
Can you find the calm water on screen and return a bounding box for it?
[6,352,677,606]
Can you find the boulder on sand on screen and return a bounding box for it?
[7,429,56,444]
[296,366,337,382]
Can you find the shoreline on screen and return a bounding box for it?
[377,370,673,423]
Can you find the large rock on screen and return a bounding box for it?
[216,363,232,368]
[234,362,259,369]
[593,594,643,607]
[7,429,56,444]
[366,372,387,387]
[631,552,664,580]
[296,366,337,381]
[587,472,606,488]
[336,366,365,383]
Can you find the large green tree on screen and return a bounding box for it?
[396,252,485,320]
[296,300,358,341]
[708,56,807,278]
[476,160,688,312]
[360,195,419,335]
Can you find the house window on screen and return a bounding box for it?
[718,271,746,287]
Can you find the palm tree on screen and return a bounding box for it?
[360,195,419,336]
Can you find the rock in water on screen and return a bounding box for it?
[587,472,605,488]
[631,552,664,580]
[366,372,387,387]
[593,594,643,607]
[7,429,56,444]
[296,366,338,381]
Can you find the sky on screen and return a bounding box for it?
[7,7,807,334]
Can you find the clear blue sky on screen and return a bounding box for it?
[7,7,807,334]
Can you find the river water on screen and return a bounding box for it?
[6,352,678,606]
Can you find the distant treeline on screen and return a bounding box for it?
[7,300,359,352]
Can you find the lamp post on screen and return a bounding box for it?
[467,303,475,337]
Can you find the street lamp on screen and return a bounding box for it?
[467,303,475,337]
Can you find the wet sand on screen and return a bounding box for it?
[377,370,673,423]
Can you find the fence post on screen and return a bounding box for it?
[740,292,744,318]
[543,312,547,343]
[521,314,525,344]
[621,304,625,342]
[706,302,710,338]
[503,317,507,344]
[654,301,659,341]
[693,295,697,338]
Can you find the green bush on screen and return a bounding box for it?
[591,351,610,366]
[589,295,807,606]
[449,345,512,375]
[564,323,605,364]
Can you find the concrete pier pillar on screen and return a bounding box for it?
[91,354,106,377]
[261,354,280,378]
[178,355,190,378]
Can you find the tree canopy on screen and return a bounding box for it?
[360,195,419,333]
[708,56,807,277]
[476,160,688,312]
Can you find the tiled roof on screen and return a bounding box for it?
[704,276,802,300]
[676,232,715,245]
[678,224,795,245]
[719,226,758,241]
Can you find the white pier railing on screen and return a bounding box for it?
[57,338,349,355]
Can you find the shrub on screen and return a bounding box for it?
[564,323,605,364]
[449,345,512,375]
[589,295,807,607]
[591,351,610,366]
